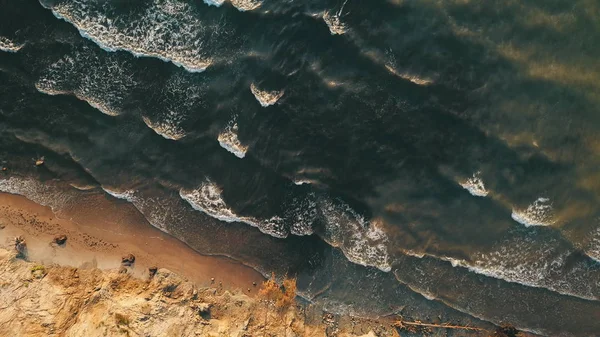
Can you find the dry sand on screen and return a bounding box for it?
[0,192,264,292]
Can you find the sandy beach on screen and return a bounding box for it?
[0,192,264,292]
[0,192,405,337]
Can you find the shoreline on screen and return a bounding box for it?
[0,191,532,337]
[0,192,403,337]
[0,191,264,292]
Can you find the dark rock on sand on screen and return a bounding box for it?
[15,236,27,256]
[53,235,67,245]
[122,254,135,265]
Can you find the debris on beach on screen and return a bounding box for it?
[53,235,67,245]
[14,236,27,256]
[392,318,490,334]
[121,254,135,265]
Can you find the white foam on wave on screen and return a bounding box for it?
[585,227,600,263]
[459,172,488,197]
[0,36,24,53]
[322,0,348,35]
[35,85,121,116]
[35,48,136,116]
[218,121,248,158]
[293,179,314,185]
[283,193,317,236]
[380,48,433,86]
[323,12,347,35]
[0,177,74,211]
[180,180,288,238]
[203,0,261,11]
[102,187,136,203]
[203,0,225,6]
[230,0,262,11]
[405,234,599,301]
[101,187,173,232]
[142,72,206,139]
[384,65,433,86]
[250,83,284,107]
[143,114,186,140]
[318,198,392,272]
[43,0,215,73]
[511,197,555,227]
[179,178,391,271]
[69,183,97,191]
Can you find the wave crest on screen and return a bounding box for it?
[323,12,346,35]
[459,172,488,197]
[0,177,74,211]
[318,198,391,272]
[143,113,186,140]
[511,197,555,227]
[218,120,248,158]
[0,36,25,53]
[179,181,288,238]
[250,83,284,107]
[35,48,136,116]
[43,0,226,72]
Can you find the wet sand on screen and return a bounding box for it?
[0,192,264,293]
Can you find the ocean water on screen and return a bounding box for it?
[1,0,600,335]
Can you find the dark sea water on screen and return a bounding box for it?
[1,0,600,335]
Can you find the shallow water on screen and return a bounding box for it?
[1,0,599,335]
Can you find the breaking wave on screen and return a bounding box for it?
[442,249,598,301]
[0,36,24,53]
[322,0,348,35]
[250,83,284,107]
[41,0,228,72]
[585,226,600,263]
[323,12,346,35]
[511,197,556,227]
[143,113,186,140]
[218,120,248,158]
[179,178,390,271]
[318,198,392,272]
[143,72,206,139]
[459,172,488,197]
[35,47,136,116]
[0,177,75,211]
[35,86,121,116]
[101,187,175,232]
[203,0,261,11]
[179,180,288,238]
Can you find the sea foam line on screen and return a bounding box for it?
[179,181,287,238]
[142,115,186,141]
[217,121,248,158]
[511,197,555,227]
[0,36,24,53]
[250,83,284,107]
[34,85,120,116]
[41,2,211,73]
[401,248,598,302]
[459,172,488,197]
[391,271,547,337]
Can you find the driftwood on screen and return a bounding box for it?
[393,319,489,332]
